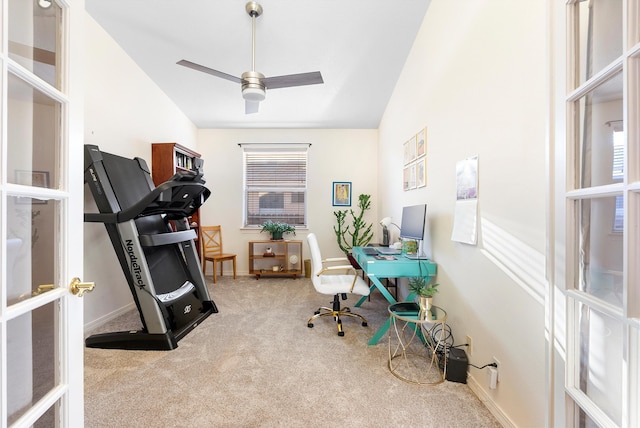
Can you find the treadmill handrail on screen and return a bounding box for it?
[139,230,197,247]
[84,179,209,224]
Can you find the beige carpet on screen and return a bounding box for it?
[84,275,501,427]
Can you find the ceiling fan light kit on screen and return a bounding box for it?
[177,1,323,114]
[241,71,266,102]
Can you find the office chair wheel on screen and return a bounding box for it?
[307,323,314,328]
[362,321,368,327]
[314,310,320,315]
[338,331,345,337]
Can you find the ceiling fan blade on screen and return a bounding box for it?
[262,71,324,90]
[245,100,260,114]
[177,59,242,84]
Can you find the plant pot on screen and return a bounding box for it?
[418,295,432,320]
[270,232,283,240]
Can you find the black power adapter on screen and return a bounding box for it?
[446,347,468,383]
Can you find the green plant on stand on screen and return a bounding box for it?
[408,276,439,319]
[333,193,374,255]
[260,220,296,240]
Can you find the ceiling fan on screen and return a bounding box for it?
[177,1,324,114]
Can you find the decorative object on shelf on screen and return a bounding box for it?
[289,254,299,265]
[332,181,352,206]
[260,220,296,240]
[263,247,275,257]
[379,217,400,246]
[333,193,373,256]
[408,276,440,320]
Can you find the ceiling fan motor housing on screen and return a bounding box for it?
[241,71,266,101]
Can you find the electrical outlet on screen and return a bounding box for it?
[466,335,473,356]
[493,356,500,382]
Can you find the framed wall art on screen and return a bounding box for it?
[402,126,427,191]
[332,181,352,206]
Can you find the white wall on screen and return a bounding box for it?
[197,128,378,274]
[378,1,547,426]
[82,14,199,329]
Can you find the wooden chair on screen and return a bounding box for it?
[201,225,236,283]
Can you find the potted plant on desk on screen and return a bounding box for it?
[408,276,439,319]
[260,220,296,241]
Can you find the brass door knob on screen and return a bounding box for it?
[69,277,95,297]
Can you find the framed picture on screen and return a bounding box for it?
[15,170,50,204]
[408,163,417,189]
[403,135,416,165]
[403,167,410,191]
[332,181,352,206]
[416,127,426,158]
[16,170,50,188]
[416,158,426,188]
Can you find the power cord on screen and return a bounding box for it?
[444,342,497,370]
[469,362,497,370]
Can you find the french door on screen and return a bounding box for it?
[551,0,640,427]
[1,0,86,427]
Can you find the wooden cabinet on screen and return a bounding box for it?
[151,142,202,185]
[249,240,303,279]
[151,142,203,254]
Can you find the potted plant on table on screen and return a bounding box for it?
[408,276,439,318]
[260,220,296,241]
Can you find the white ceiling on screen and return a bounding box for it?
[85,0,430,129]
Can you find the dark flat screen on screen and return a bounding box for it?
[399,204,427,240]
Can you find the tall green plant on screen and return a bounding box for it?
[333,193,374,254]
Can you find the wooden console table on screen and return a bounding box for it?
[248,240,303,279]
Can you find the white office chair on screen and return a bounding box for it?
[306,233,370,336]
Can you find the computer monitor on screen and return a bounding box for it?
[399,204,427,240]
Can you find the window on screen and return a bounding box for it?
[612,126,623,232]
[242,144,308,227]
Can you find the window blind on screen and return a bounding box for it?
[243,146,308,227]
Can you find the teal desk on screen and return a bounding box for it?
[351,246,437,345]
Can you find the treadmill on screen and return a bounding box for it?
[83,144,218,350]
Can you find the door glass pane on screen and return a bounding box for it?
[7,73,60,189]
[8,0,61,88]
[576,197,623,307]
[577,302,622,425]
[6,197,59,305]
[575,72,623,189]
[578,407,602,428]
[7,302,58,425]
[577,0,622,86]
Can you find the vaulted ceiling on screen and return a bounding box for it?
[85,0,430,129]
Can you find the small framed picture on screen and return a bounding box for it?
[332,181,352,206]
[15,170,50,188]
[403,167,411,191]
[15,170,50,204]
[403,135,417,165]
[416,158,426,188]
[416,128,426,158]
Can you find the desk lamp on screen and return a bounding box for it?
[379,217,400,246]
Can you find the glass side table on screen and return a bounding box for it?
[387,302,448,385]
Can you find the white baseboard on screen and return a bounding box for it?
[467,372,516,428]
[84,303,136,334]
